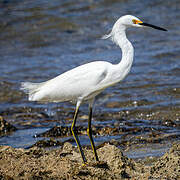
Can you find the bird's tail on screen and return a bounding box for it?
[20,82,45,101]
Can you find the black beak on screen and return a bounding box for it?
[139,22,167,31]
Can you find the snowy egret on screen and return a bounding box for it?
[21,15,167,163]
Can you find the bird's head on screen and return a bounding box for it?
[102,15,167,41]
[115,15,167,31]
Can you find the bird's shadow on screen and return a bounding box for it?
[95,162,109,169]
[87,161,109,169]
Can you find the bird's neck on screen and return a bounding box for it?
[111,27,134,82]
[113,28,134,65]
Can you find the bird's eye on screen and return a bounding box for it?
[132,19,143,24]
[132,19,137,24]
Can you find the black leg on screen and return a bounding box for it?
[71,103,87,163]
[87,106,99,161]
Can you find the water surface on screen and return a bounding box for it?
[0,0,179,158]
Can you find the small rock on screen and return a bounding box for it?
[0,116,17,136]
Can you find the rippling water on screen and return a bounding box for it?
[0,0,179,157]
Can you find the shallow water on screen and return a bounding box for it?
[0,0,179,158]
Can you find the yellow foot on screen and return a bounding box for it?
[81,162,89,167]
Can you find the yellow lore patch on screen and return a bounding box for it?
[132,19,143,24]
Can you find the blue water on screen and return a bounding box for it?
[0,0,179,158]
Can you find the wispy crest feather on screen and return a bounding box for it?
[101,33,112,40]
[101,30,118,45]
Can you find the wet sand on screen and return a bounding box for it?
[1,115,179,179]
[0,142,179,179]
[0,108,180,179]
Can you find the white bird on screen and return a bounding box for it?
[21,15,167,164]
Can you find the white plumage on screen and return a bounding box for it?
[21,15,167,163]
[21,60,131,102]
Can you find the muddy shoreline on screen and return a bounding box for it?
[0,142,179,179]
[1,115,179,179]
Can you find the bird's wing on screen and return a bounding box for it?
[39,61,111,101]
[54,61,109,87]
[26,61,112,102]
